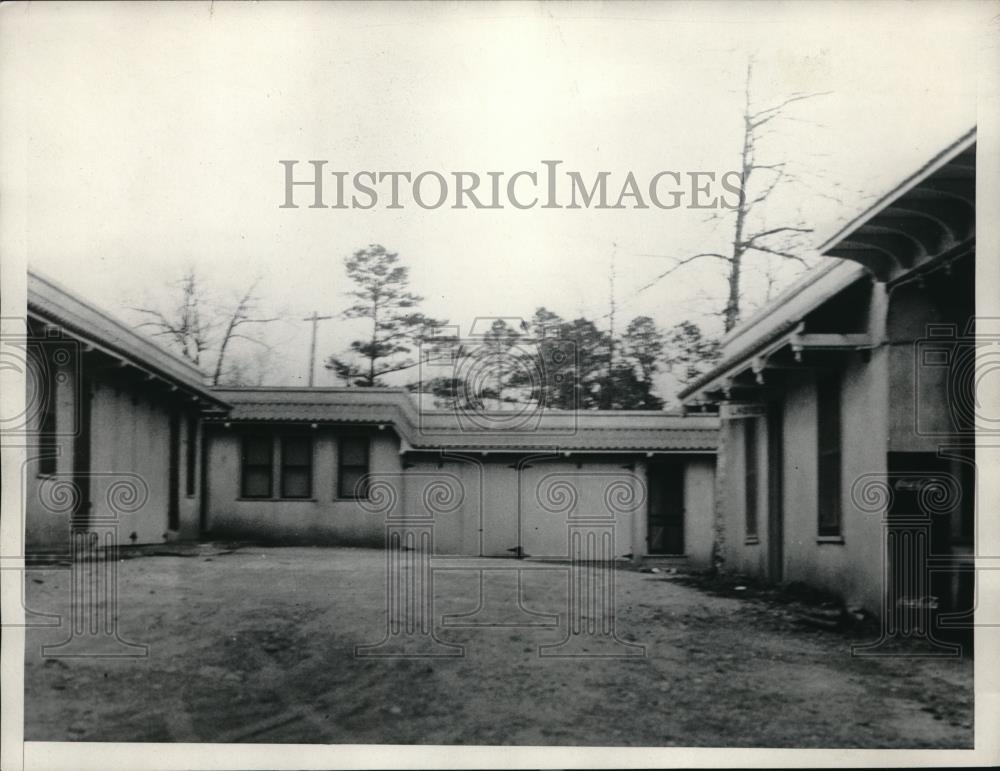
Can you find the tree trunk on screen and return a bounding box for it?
[367,295,378,387]
[725,60,755,333]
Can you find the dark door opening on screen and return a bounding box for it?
[886,451,973,648]
[647,462,685,555]
[766,401,784,582]
[72,373,93,531]
[167,409,180,532]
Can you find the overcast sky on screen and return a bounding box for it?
[2,1,987,397]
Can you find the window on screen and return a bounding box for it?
[281,437,313,499]
[241,435,273,498]
[338,436,369,499]
[185,415,198,496]
[817,370,842,536]
[744,418,759,538]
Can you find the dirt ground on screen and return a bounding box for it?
[23,545,973,747]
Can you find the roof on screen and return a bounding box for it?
[816,127,975,281]
[679,128,976,404]
[27,270,227,406]
[718,258,868,361]
[210,387,719,453]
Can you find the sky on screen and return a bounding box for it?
[1,1,988,399]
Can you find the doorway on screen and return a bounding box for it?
[168,409,180,532]
[766,402,784,582]
[647,462,685,555]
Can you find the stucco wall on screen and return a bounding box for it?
[88,380,202,544]
[886,281,964,451]
[25,356,203,553]
[204,426,402,545]
[719,350,889,613]
[718,418,764,578]
[23,346,77,553]
[204,441,712,559]
[683,457,716,569]
[780,353,888,612]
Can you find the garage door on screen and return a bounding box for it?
[400,458,644,559]
[518,462,641,560]
[401,460,483,556]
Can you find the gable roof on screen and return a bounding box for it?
[679,128,976,405]
[27,270,227,406]
[210,387,719,453]
[816,127,975,282]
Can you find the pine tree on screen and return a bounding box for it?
[326,244,445,387]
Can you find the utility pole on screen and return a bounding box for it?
[303,311,333,386]
[606,243,617,408]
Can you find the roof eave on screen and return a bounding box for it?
[815,127,977,257]
[28,302,229,408]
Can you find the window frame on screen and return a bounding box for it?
[816,369,843,538]
[280,435,313,499]
[337,435,370,500]
[744,417,759,539]
[240,434,274,499]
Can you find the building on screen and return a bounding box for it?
[22,274,719,569]
[23,130,974,615]
[22,272,227,556]
[203,388,717,563]
[680,129,976,625]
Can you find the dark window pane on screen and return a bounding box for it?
[241,435,273,498]
[33,346,58,476]
[744,418,758,537]
[243,469,271,498]
[244,437,272,465]
[817,371,842,535]
[340,438,368,466]
[340,469,368,499]
[282,468,311,498]
[283,438,311,466]
[186,416,197,496]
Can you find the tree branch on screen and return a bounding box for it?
[742,226,813,247]
[744,244,810,266]
[634,253,732,295]
[749,90,833,128]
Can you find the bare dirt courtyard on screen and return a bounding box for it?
[23,545,973,747]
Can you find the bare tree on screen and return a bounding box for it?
[218,339,279,387]
[132,271,281,385]
[210,281,280,385]
[132,270,213,365]
[641,58,833,332]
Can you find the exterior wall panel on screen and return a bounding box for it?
[23,351,76,553]
[719,350,889,613]
[683,458,716,569]
[25,362,202,553]
[205,427,402,545]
